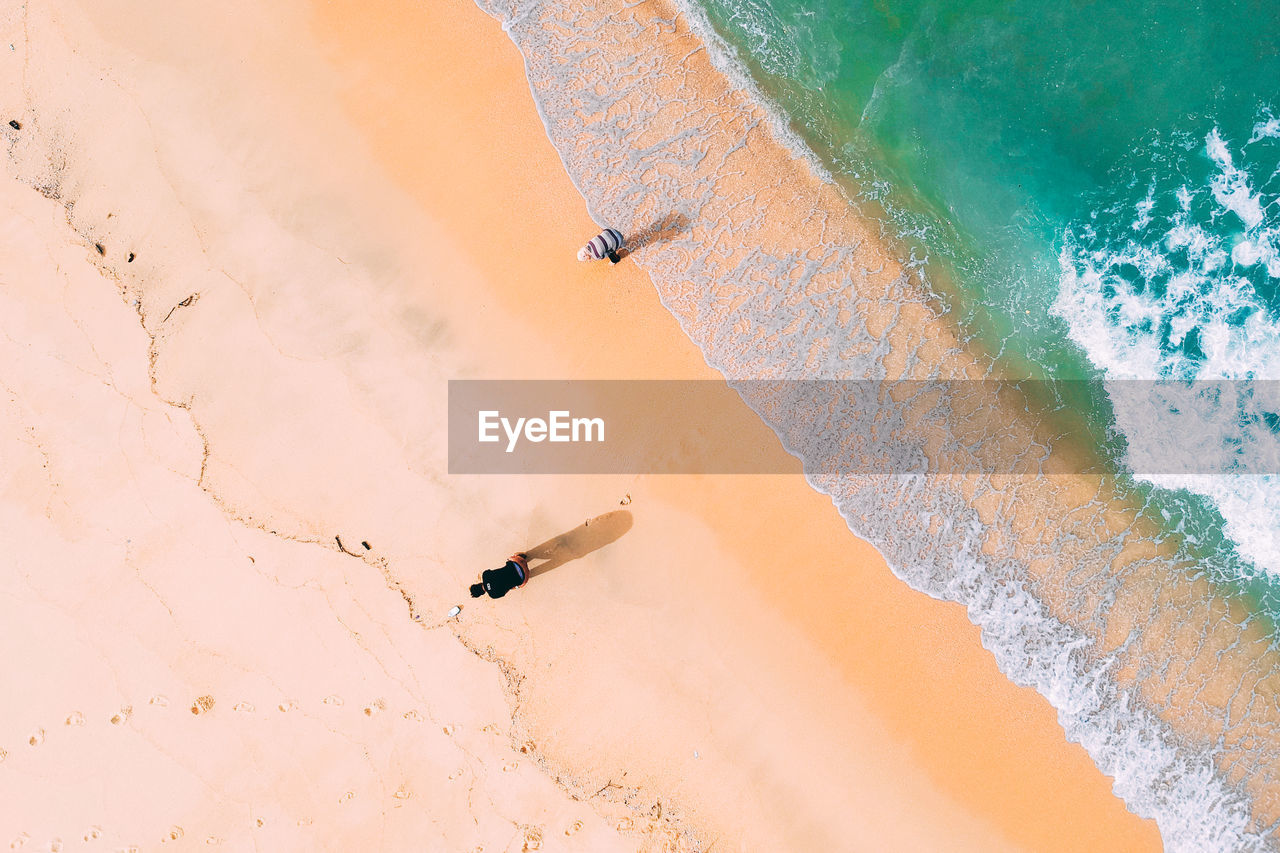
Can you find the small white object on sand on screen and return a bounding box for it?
[448,605,461,618]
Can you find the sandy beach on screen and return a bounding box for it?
[0,0,1166,849]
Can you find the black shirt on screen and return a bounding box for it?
[481,560,526,598]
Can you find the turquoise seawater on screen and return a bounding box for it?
[697,0,1280,585]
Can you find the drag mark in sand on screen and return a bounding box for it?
[0,2,743,849]
[2,43,680,845]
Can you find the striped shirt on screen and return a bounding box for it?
[585,227,624,260]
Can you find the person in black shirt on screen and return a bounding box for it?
[469,553,530,599]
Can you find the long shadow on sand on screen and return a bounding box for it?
[525,510,634,578]
[616,212,690,260]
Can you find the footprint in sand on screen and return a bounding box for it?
[148,695,169,708]
[109,707,133,725]
[521,827,543,851]
[0,747,7,762]
[277,702,296,713]
[82,826,102,842]
[361,699,385,717]
[339,791,354,803]
[564,821,583,837]
[8,834,28,849]
[441,724,455,736]
[501,762,519,773]
[27,729,44,747]
[615,817,633,832]
[65,711,85,727]
[190,696,215,716]
[392,788,411,801]
[232,702,254,713]
[204,837,221,846]
[161,826,183,843]
[402,710,423,723]
[322,695,343,707]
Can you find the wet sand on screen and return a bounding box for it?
[0,0,1160,849]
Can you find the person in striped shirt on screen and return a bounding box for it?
[577,227,625,264]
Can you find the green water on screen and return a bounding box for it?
[699,0,1280,374]
[697,0,1280,591]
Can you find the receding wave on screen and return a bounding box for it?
[477,0,1280,848]
[1056,118,1280,577]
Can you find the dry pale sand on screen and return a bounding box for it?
[0,0,1160,850]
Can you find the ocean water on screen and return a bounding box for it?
[480,0,1280,848]
[690,0,1280,841]
[697,0,1280,581]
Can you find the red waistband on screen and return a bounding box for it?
[511,554,530,586]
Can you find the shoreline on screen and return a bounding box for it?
[464,0,1280,846]
[0,0,1177,848]
[313,0,1164,848]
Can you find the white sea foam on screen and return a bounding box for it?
[1249,112,1280,144]
[480,0,1278,847]
[1133,183,1156,231]
[1055,126,1280,577]
[1208,128,1266,229]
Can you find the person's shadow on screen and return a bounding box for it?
[615,212,690,261]
[524,510,634,578]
